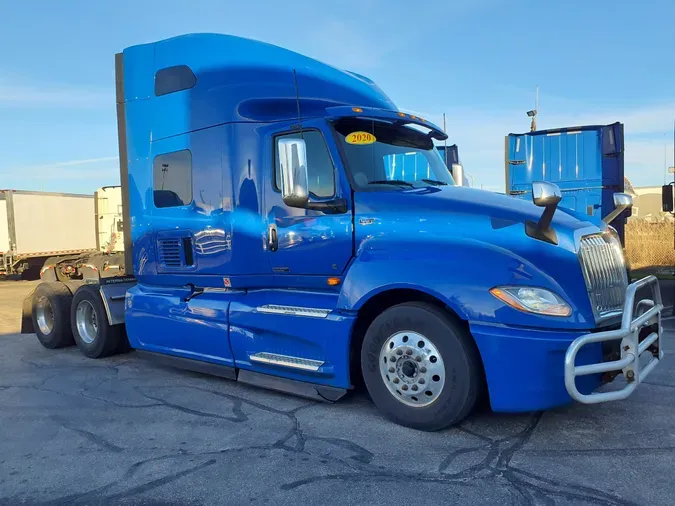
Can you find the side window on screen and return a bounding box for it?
[154,65,197,96]
[153,150,193,208]
[275,130,336,198]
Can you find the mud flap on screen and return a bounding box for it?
[21,288,36,334]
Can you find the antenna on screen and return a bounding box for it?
[443,113,448,167]
[292,69,303,139]
[528,85,538,132]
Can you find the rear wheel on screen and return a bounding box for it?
[31,283,74,348]
[361,302,482,431]
[71,285,121,358]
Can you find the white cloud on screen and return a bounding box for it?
[0,157,120,183]
[301,20,401,71]
[3,156,119,171]
[0,78,111,108]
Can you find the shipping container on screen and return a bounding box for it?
[505,123,626,240]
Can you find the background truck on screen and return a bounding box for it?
[436,143,471,186]
[0,186,125,280]
[21,33,663,431]
[505,123,628,243]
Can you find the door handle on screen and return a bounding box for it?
[268,224,278,252]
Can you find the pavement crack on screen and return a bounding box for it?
[135,387,248,423]
[59,423,124,453]
[100,459,217,502]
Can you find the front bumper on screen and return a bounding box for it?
[470,276,664,412]
[564,275,664,404]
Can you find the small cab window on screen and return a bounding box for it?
[154,65,197,96]
[275,130,336,198]
[153,150,193,208]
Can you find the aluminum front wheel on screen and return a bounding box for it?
[35,296,55,336]
[76,300,98,344]
[379,331,446,408]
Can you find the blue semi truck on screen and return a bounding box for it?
[21,34,664,431]
[505,123,628,244]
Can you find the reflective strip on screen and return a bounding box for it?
[257,305,330,318]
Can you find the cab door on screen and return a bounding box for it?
[263,120,353,277]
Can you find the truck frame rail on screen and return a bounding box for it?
[564,275,663,403]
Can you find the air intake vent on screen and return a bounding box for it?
[158,238,183,267]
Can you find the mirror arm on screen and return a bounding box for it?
[602,206,629,224]
[525,203,558,245]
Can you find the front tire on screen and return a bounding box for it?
[70,285,121,358]
[361,302,481,431]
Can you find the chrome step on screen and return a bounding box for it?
[249,352,324,371]
[257,304,330,318]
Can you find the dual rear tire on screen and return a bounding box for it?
[32,283,124,358]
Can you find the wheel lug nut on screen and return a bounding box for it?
[388,367,395,373]
[415,356,422,362]
[396,350,403,356]
[393,378,399,384]
[401,385,408,391]
[411,385,418,391]
[405,349,412,356]
[420,367,427,373]
[418,378,425,384]
[390,356,396,362]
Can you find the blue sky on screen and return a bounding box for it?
[1,0,673,193]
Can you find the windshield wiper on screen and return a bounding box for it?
[420,179,448,186]
[368,180,414,187]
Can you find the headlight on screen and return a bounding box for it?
[489,286,571,317]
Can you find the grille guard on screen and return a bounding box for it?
[564,275,664,404]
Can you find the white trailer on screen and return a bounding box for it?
[1,187,125,279]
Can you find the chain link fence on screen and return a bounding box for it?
[625,217,675,276]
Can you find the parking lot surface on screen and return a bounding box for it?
[1,280,674,505]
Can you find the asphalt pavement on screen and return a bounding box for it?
[1,280,674,505]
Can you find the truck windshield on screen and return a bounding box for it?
[332,118,455,190]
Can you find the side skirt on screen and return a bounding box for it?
[135,351,348,403]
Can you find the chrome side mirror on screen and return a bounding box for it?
[451,163,464,187]
[603,192,633,223]
[277,138,309,209]
[531,181,562,208]
[526,181,562,245]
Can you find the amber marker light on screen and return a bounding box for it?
[327,277,341,286]
[352,107,363,113]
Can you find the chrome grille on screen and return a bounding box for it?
[578,233,628,320]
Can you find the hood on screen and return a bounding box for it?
[354,185,602,249]
[357,185,599,232]
[353,185,604,319]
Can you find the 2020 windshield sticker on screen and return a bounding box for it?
[345,131,376,145]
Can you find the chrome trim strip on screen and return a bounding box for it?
[249,352,324,371]
[257,304,330,318]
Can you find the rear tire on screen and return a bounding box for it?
[361,302,481,431]
[70,285,121,358]
[31,283,74,348]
